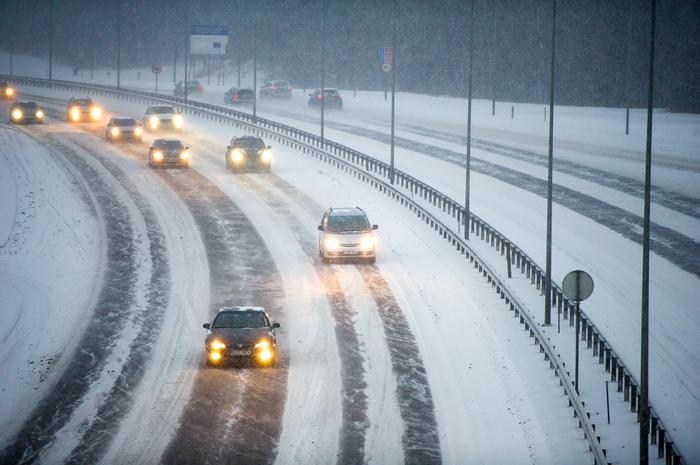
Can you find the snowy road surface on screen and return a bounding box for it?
[0,81,696,465]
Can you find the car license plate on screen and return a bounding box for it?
[231,349,251,356]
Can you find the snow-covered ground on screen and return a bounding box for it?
[1,53,699,463]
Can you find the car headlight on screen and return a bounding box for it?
[210,340,226,350]
[134,126,143,136]
[6,87,15,96]
[255,339,270,349]
[208,351,222,362]
[111,127,120,137]
[324,237,339,251]
[35,110,44,119]
[361,237,375,250]
[257,348,272,363]
[153,150,163,161]
[230,149,245,163]
[173,114,183,128]
[180,150,189,160]
[11,109,22,120]
[149,115,159,128]
[70,107,81,121]
[261,149,272,163]
[90,106,101,120]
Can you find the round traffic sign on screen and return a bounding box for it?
[382,63,392,73]
[562,270,594,302]
[152,63,162,74]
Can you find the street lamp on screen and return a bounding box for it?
[544,0,557,326]
[463,0,474,240]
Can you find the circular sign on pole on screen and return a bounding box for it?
[562,270,594,302]
[152,63,162,74]
[382,63,392,73]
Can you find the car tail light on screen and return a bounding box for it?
[233,94,239,101]
[199,84,204,92]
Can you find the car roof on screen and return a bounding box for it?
[148,105,174,109]
[153,138,182,144]
[328,207,365,216]
[217,306,265,313]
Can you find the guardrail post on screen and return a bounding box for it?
[631,384,637,411]
[598,340,605,363]
[650,416,657,445]
[617,365,624,392]
[611,356,617,381]
[657,429,665,458]
[593,332,599,355]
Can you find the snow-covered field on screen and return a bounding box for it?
[1,53,699,464]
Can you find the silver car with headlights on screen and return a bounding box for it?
[318,207,378,264]
[143,105,183,131]
[106,117,143,142]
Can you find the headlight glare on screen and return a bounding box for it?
[5,87,14,96]
[70,107,80,120]
[11,109,22,120]
[209,351,222,362]
[153,150,163,161]
[90,106,101,120]
[325,238,339,251]
[180,151,189,160]
[149,115,159,128]
[111,127,120,137]
[35,110,44,118]
[361,237,375,250]
[134,126,143,136]
[257,349,272,363]
[210,340,226,350]
[231,149,244,163]
[255,339,270,349]
[261,149,272,162]
[173,114,183,128]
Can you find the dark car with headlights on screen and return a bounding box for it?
[1,81,16,99]
[106,117,143,142]
[66,97,102,122]
[148,139,190,168]
[225,135,272,173]
[9,102,45,124]
[143,105,183,131]
[203,306,280,367]
[224,87,254,106]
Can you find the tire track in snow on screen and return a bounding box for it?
[0,134,139,465]
[235,174,369,465]
[241,173,441,464]
[157,169,287,465]
[58,135,171,465]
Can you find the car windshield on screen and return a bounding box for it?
[150,106,175,114]
[113,118,136,126]
[327,214,370,233]
[212,311,268,329]
[72,99,92,106]
[156,141,184,150]
[18,102,38,109]
[324,89,338,95]
[236,138,265,149]
[238,89,253,98]
[274,81,289,87]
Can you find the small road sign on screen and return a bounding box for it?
[562,270,594,302]
[152,63,162,74]
[382,63,392,73]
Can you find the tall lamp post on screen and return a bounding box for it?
[48,0,54,79]
[463,0,474,239]
[320,0,326,144]
[389,0,397,184]
[544,0,557,326]
[640,0,657,463]
[116,0,121,88]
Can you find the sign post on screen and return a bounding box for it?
[562,270,594,395]
[378,47,393,101]
[152,63,162,94]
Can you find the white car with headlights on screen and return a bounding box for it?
[66,97,102,122]
[143,105,183,131]
[225,135,272,173]
[318,207,378,264]
[105,117,143,142]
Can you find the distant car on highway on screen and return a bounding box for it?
[318,207,378,263]
[9,101,44,124]
[66,97,102,122]
[203,306,280,367]
[143,105,183,131]
[308,88,343,110]
[105,117,143,142]
[224,87,254,106]
[259,80,292,99]
[148,139,190,168]
[225,135,272,173]
[1,81,15,99]
[173,80,203,97]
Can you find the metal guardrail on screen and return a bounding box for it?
[4,74,684,464]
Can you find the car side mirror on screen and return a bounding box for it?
[203,323,210,329]
[272,322,280,329]
[372,224,378,230]
[317,225,324,231]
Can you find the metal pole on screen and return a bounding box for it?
[606,381,611,424]
[389,0,397,184]
[173,49,177,84]
[49,0,53,79]
[320,0,325,144]
[624,0,632,135]
[574,274,580,394]
[156,73,158,94]
[544,0,556,326]
[464,0,474,239]
[640,0,656,463]
[490,0,496,116]
[253,0,258,121]
[116,0,121,88]
[184,0,189,102]
[237,61,241,87]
